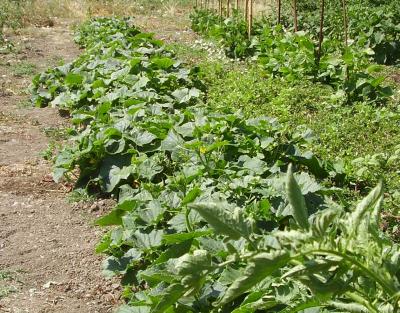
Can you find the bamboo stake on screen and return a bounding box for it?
[245,0,249,23]
[227,0,231,17]
[219,0,223,21]
[293,0,298,32]
[316,0,325,65]
[248,0,253,39]
[237,0,240,11]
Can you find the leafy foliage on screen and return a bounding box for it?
[0,0,24,44]
[32,17,400,313]
[190,6,395,103]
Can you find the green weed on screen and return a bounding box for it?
[42,127,69,141]
[12,61,37,76]
[0,269,23,299]
[68,188,96,203]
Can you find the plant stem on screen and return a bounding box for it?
[185,207,194,232]
[309,249,397,296]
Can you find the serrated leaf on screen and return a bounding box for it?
[349,181,383,234]
[217,251,290,306]
[190,202,252,240]
[286,164,310,229]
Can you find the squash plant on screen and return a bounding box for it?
[32,17,400,313]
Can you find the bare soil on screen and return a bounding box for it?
[0,20,119,313]
[0,12,198,313]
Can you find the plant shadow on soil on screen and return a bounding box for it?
[0,20,120,313]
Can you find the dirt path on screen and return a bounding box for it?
[0,21,118,313]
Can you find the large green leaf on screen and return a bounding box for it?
[151,283,186,313]
[117,305,150,313]
[102,248,141,277]
[190,202,252,240]
[134,230,163,250]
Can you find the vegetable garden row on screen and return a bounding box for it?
[30,15,400,313]
[191,0,399,103]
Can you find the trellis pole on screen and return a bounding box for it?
[293,0,298,31]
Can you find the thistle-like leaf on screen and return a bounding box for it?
[349,181,383,234]
[190,202,252,240]
[217,251,290,306]
[286,164,310,230]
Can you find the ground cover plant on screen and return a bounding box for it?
[31,17,400,312]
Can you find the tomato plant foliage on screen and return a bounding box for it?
[32,18,400,312]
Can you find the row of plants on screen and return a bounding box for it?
[190,0,398,103]
[31,18,400,312]
[0,0,24,49]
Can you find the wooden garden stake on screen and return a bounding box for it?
[277,0,281,24]
[227,0,231,17]
[293,0,298,31]
[248,0,253,39]
[245,0,249,22]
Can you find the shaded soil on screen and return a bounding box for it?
[0,20,119,313]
